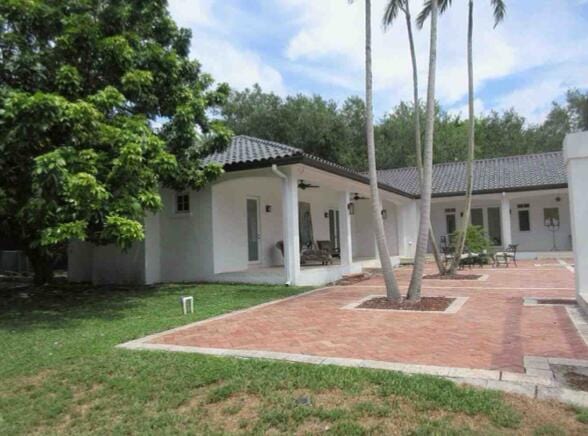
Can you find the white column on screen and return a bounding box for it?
[339,191,353,267]
[564,132,588,308]
[281,168,300,285]
[397,200,418,257]
[500,193,512,249]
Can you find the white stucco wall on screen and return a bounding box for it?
[430,191,572,252]
[382,200,399,256]
[564,131,588,309]
[68,240,145,284]
[212,176,284,273]
[68,240,93,282]
[144,212,161,284]
[396,201,418,257]
[158,186,214,282]
[351,200,376,259]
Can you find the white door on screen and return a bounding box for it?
[246,197,261,263]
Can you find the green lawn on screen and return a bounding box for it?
[0,281,586,435]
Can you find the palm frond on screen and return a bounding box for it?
[491,0,506,27]
[416,0,452,29]
[382,0,402,30]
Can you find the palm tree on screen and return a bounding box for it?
[418,0,506,274]
[382,0,446,277]
[353,0,402,300]
[406,0,439,300]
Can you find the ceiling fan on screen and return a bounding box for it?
[352,193,368,201]
[298,180,320,190]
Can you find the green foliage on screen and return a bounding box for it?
[222,85,580,172]
[0,0,231,280]
[450,225,491,253]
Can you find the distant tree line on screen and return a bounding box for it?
[220,85,588,171]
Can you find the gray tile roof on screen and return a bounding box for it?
[202,135,303,166]
[377,151,567,196]
[204,136,567,197]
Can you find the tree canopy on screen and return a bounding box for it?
[222,85,586,171]
[0,0,231,282]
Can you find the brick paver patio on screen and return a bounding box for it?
[147,259,588,373]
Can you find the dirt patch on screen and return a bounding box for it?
[553,365,588,392]
[423,273,482,280]
[536,299,577,305]
[357,296,455,312]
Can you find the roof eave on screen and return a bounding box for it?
[428,183,568,198]
[219,155,417,199]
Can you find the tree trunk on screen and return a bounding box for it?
[27,248,54,285]
[365,0,401,300]
[404,4,446,277]
[407,0,438,300]
[449,0,475,274]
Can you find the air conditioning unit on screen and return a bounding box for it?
[0,250,32,273]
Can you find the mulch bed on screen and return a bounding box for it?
[357,296,455,312]
[536,299,577,305]
[423,273,482,280]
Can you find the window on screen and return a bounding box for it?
[544,207,559,226]
[176,193,190,213]
[471,208,484,228]
[517,203,530,232]
[446,213,456,235]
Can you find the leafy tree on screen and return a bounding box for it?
[222,86,363,167]
[0,0,231,283]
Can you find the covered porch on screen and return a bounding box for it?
[430,188,573,257]
[209,164,411,286]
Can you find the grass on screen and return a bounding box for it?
[0,281,587,435]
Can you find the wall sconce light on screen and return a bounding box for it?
[347,202,355,215]
[381,209,387,219]
[556,196,561,202]
[324,212,329,218]
[265,205,272,213]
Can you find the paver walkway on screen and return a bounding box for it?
[141,260,588,373]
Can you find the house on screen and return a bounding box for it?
[68,136,572,286]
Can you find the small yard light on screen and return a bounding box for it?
[180,296,194,314]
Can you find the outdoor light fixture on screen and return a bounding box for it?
[324,212,329,218]
[544,217,560,251]
[265,205,272,213]
[347,202,355,215]
[381,209,387,219]
[556,196,561,202]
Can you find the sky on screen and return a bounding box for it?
[169,0,588,124]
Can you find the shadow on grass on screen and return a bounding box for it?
[0,280,163,331]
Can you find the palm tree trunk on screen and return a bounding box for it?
[449,0,475,274]
[407,0,438,300]
[365,0,401,300]
[404,3,446,276]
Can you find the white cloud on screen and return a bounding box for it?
[494,63,588,123]
[190,36,286,95]
[278,0,588,120]
[168,0,287,95]
[447,98,487,120]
